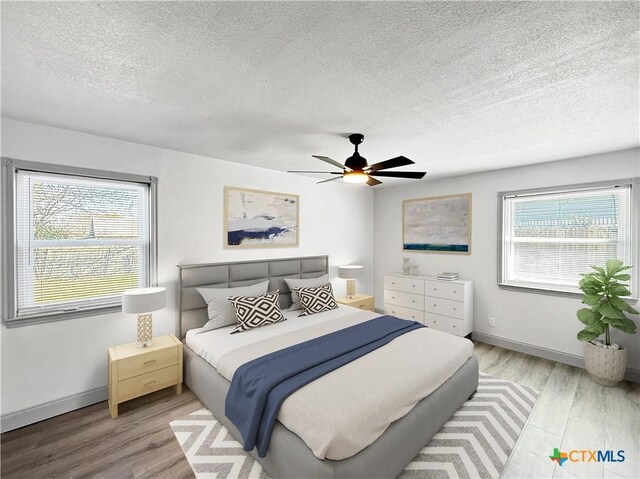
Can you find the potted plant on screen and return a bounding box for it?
[577,259,638,386]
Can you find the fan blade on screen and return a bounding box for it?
[312,155,351,171]
[366,176,383,186]
[288,170,343,174]
[369,171,426,179]
[317,176,343,184]
[365,155,414,172]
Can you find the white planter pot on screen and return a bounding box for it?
[583,341,627,387]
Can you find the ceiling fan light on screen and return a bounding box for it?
[343,171,368,184]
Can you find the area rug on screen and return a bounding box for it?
[170,373,538,479]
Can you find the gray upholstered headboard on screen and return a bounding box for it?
[177,255,329,338]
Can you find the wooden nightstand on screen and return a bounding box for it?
[335,294,375,311]
[108,334,183,418]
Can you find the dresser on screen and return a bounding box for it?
[383,273,473,337]
[108,334,183,418]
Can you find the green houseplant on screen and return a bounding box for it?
[577,259,638,386]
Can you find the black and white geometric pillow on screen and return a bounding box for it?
[293,283,338,317]
[228,291,286,334]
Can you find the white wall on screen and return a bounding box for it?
[0,118,374,417]
[374,148,640,373]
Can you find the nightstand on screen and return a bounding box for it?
[108,334,183,418]
[335,294,375,311]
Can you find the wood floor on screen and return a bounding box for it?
[2,341,639,479]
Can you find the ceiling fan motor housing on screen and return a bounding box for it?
[346,133,367,170]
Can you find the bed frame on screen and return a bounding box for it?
[177,255,479,479]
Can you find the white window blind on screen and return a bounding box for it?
[15,170,151,317]
[501,184,634,294]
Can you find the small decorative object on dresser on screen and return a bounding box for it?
[410,264,420,276]
[108,334,183,418]
[338,264,364,299]
[384,273,473,337]
[122,287,167,348]
[335,293,375,311]
[402,257,411,275]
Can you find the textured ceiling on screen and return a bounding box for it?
[2,1,639,185]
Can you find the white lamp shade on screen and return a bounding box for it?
[338,265,364,279]
[122,287,166,314]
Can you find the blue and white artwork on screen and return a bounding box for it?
[403,193,471,254]
[225,187,299,247]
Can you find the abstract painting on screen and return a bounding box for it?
[403,193,471,254]
[224,187,299,248]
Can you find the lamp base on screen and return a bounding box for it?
[137,313,153,348]
[346,279,356,299]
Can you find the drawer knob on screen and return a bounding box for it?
[144,360,157,366]
[434,320,437,323]
[453,291,457,294]
[453,324,456,328]
[412,300,415,303]
[453,308,457,311]
[392,282,396,285]
[433,288,437,291]
[412,285,415,288]
[144,380,157,387]
[433,304,437,307]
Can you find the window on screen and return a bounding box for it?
[2,158,157,325]
[499,179,638,296]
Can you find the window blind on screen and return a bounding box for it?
[15,170,150,317]
[501,184,634,294]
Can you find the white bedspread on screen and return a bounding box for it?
[187,306,474,461]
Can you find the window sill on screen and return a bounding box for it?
[3,304,122,328]
[498,283,639,304]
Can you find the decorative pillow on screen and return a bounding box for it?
[197,280,270,332]
[284,274,329,310]
[294,283,338,317]
[229,291,286,334]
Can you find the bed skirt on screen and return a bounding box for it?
[184,344,479,479]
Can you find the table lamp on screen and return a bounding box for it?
[338,265,364,299]
[122,287,167,348]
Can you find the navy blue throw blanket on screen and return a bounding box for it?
[225,315,424,457]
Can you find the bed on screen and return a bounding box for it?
[178,255,479,479]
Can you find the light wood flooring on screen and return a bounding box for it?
[1,341,639,479]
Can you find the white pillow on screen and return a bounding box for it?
[284,275,329,310]
[197,280,270,332]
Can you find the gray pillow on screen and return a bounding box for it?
[284,275,329,310]
[197,280,270,332]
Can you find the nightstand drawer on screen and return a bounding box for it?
[384,303,424,323]
[384,276,424,295]
[425,297,464,319]
[384,289,423,309]
[424,280,464,301]
[118,346,178,380]
[118,365,179,403]
[351,297,374,311]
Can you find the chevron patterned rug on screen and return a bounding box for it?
[170,373,538,479]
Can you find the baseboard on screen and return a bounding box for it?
[472,331,640,383]
[1,386,107,433]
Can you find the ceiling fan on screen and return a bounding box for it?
[288,134,427,186]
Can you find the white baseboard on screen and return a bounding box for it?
[1,386,107,433]
[472,331,640,383]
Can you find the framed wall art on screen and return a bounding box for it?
[403,193,471,254]
[224,186,299,248]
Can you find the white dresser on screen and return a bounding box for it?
[383,273,473,337]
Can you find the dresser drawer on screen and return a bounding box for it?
[424,280,464,301]
[384,276,425,295]
[384,289,423,309]
[118,365,179,403]
[384,303,424,323]
[118,345,178,380]
[425,296,464,319]
[425,312,464,336]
